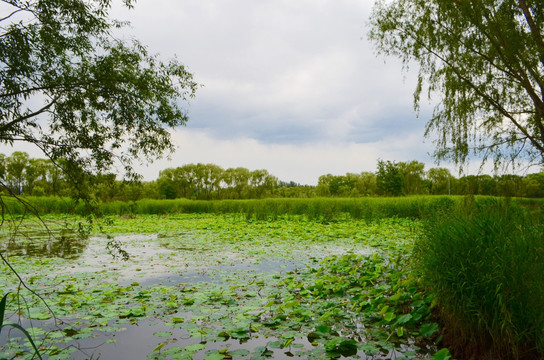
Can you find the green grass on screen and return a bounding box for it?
[414,198,544,359]
[1,195,466,221]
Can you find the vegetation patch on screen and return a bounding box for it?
[0,214,441,359]
[414,199,544,359]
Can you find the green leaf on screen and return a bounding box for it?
[204,352,225,360]
[227,349,250,356]
[396,313,412,324]
[420,323,439,337]
[31,312,52,320]
[153,343,166,352]
[383,312,395,322]
[433,348,452,360]
[153,331,173,338]
[185,343,206,352]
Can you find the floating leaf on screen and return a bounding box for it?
[185,343,206,352]
[203,351,225,360]
[396,313,412,324]
[383,312,395,322]
[153,331,173,338]
[420,323,439,337]
[433,348,452,360]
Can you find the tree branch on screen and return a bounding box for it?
[403,24,544,155]
[518,0,544,69]
[0,97,58,134]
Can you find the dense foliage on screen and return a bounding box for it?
[2,152,544,201]
[369,0,544,169]
[0,0,197,195]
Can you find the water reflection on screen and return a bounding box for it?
[0,231,88,259]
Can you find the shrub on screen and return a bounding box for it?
[414,198,544,359]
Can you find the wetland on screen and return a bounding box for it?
[0,214,438,359]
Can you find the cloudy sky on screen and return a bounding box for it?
[11,0,444,184]
[113,0,442,184]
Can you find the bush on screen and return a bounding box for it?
[414,198,544,359]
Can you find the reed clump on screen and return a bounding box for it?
[414,198,544,359]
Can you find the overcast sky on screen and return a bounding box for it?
[8,0,445,185]
[111,0,442,184]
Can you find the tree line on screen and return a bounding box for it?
[1,152,544,200]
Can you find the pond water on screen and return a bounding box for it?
[0,215,433,360]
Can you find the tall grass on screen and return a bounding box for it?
[414,198,544,359]
[1,195,464,221]
[4,195,542,223]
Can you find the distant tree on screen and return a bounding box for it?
[523,173,544,197]
[354,172,378,196]
[278,180,302,188]
[376,160,404,196]
[0,0,197,198]
[316,174,334,197]
[249,169,277,199]
[24,158,49,195]
[227,167,252,199]
[193,164,224,199]
[5,151,29,194]
[477,175,497,195]
[427,168,453,195]
[369,0,544,169]
[160,183,177,200]
[316,174,352,197]
[92,174,119,202]
[398,161,426,195]
[496,174,524,197]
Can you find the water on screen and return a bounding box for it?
[0,228,425,360]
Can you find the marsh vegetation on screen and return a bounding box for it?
[1,197,542,359]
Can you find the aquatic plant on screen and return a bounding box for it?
[415,199,544,359]
[0,293,43,360]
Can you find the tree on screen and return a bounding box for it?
[5,151,29,194]
[0,0,198,191]
[249,169,277,199]
[398,161,426,195]
[376,160,404,196]
[523,172,544,197]
[427,167,453,195]
[23,158,48,195]
[369,0,544,169]
[353,172,378,196]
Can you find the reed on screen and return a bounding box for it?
[414,198,544,359]
[3,195,542,222]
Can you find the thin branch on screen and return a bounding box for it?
[0,97,59,133]
[0,7,26,22]
[402,23,544,155]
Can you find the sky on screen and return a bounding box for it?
[6,0,444,185]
